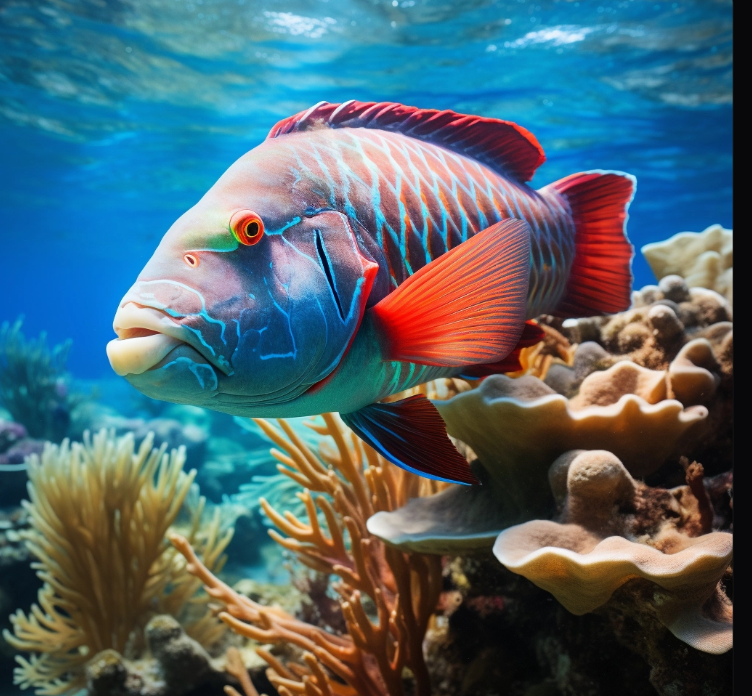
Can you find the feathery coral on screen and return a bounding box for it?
[172,413,446,696]
[3,429,232,695]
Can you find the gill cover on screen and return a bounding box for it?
[307,211,379,328]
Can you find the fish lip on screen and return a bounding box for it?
[112,302,232,377]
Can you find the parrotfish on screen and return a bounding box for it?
[107,101,635,485]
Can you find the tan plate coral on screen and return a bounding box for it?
[367,341,715,554]
[642,224,732,304]
[493,450,732,654]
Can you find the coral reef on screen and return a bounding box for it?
[559,275,731,376]
[0,418,26,454]
[641,225,732,304]
[70,407,209,470]
[369,270,732,556]
[1,229,732,696]
[493,450,732,654]
[0,420,45,506]
[367,343,712,553]
[172,413,447,696]
[426,544,732,696]
[367,256,732,685]
[0,507,40,687]
[0,320,82,443]
[3,429,232,695]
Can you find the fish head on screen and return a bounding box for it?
[107,138,378,413]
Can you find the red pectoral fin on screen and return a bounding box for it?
[459,321,545,378]
[341,395,479,485]
[371,219,531,367]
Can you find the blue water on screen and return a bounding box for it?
[0,0,732,379]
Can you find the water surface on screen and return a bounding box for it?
[0,0,732,377]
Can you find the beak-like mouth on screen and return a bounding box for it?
[107,303,229,377]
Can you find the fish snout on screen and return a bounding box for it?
[107,303,189,376]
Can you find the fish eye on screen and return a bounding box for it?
[230,210,265,246]
[183,253,199,268]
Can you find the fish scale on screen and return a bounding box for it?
[280,126,576,317]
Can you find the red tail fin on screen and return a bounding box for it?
[547,171,635,317]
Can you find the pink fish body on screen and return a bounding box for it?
[108,101,635,484]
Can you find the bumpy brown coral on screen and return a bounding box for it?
[3,430,232,695]
[172,413,445,696]
[493,450,732,654]
[559,275,731,375]
[641,224,732,304]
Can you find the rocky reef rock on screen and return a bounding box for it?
[86,616,230,696]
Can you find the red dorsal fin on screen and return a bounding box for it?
[371,218,531,367]
[341,395,479,485]
[268,100,546,182]
[543,170,635,317]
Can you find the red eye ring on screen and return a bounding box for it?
[183,253,199,268]
[230,210,265,246]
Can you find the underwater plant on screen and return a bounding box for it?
[172,413,447,696]
[3,429,232,695]
[0,319,81,443]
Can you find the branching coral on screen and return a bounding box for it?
[0,319,82,442]
[230,416,333,527]
[493,450,732,654]
[172,413,447,696]
[3,429,232,695]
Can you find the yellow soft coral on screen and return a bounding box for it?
[3,429,232,695]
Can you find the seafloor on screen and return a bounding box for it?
[0,225,732,696]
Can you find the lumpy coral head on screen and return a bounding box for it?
[642,224,732,303]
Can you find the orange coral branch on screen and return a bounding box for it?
[172,413,449,696]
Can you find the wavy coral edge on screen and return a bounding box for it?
[493,523,733,654]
